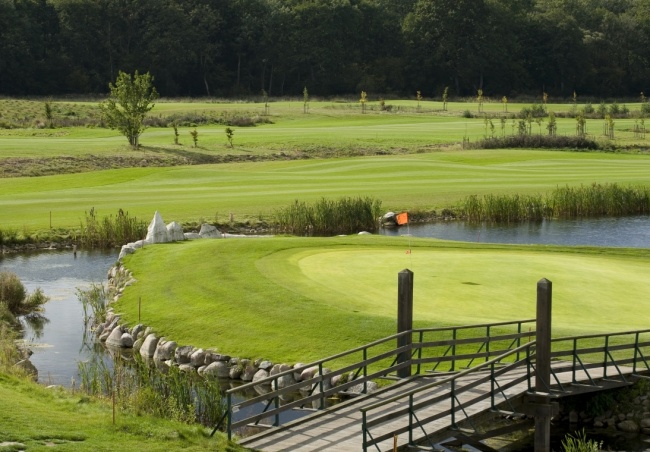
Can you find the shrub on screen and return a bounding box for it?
[0,272,26,313]
[518,103,546,118]
[471,135,599,150]
[462,110,473,118]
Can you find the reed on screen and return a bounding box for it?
[78,208,147,248]
[461,183,650,223]
[78,351,223,426]
[274,196,382,236]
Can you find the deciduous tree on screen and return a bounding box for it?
[99,71,158,148]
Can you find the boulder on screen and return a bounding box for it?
[105,326,124,347]
[358,231,371,235]
[145,211,169,244]
[199,224,222,239]
[166,221,185,242]
[132,337,144,352]
[203,361,230,379]
[300,366,319,382]
[140,334,159,358]
[229,365,244,380]
[258,360,273,371]
[272,371,296,391]
[154,340,177,361]
[382,211,397,226]
[190,349,206,367]
[253,369,270,384]
[618,420,639,433]
[293,363,305,381]
[175,345,194,364]
[184,232,202,240]
[179,364,196,373]
[241,364,257,381]
[130,324,144,339]
[120,333,134,348]
[347,380,378,394]
[119,244,136,260]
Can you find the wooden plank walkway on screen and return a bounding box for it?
[240,362,636,452]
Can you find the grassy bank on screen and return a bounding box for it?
[0,372,248,451]
[2,150,650,233]
[114,236,650,366]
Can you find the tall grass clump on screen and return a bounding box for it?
[79,208,147,248]
[0,323,26,375]
[561,429,602,452]
[77,283,108,331]
[78,353,223,426]
[274,196,382,236]
[550,183,650,218]
[462,183,650,223]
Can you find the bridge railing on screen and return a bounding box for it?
[361,341,537,452]
[360,329,650,452]
[410,318,536,374]
[546,329,650,392]
[213,318,535,440]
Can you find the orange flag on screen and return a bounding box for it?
[396,212,408,226]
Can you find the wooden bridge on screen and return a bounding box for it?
[211,278,650,451]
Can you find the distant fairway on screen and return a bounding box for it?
[2,149,650,231]
[116,236,650,364]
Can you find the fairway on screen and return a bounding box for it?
[116,236,650,364]
[2,149,650,231]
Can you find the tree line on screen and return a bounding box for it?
[2,0,650,98]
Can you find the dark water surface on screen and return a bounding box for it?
[381,215,650,248]
[0,249,117,386]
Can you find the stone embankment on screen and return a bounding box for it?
[98,212,377,395]
[555,391,650,435]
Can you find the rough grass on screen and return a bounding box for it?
[115,236,650,366]
[0,372,248,451]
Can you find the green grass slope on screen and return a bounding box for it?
[2,149,650,231]
[115,236,650,365]
[0,372,248,451]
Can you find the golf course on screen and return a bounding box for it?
[2,98,649,365]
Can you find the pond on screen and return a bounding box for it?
[380,215,650,248]
[0,249,117,386]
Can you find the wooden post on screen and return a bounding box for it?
[397,269,413,378]
[535,278,552,452]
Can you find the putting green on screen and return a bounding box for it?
[118,236,650,363]
[259,246,649,334]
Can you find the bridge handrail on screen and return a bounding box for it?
[226,319,536,394]
[414,318,535,334]
[551,328,650,343]
[359,340,536,414]
[217,319,536,439]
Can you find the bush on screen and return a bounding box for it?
[462,110,473,118]
[518,103,546,118]
[471,135,599,150]
[0,272,26,313]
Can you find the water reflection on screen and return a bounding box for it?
[0,249,118,386]
[381,216,650,248]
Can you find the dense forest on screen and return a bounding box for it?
[1,0,650,98]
